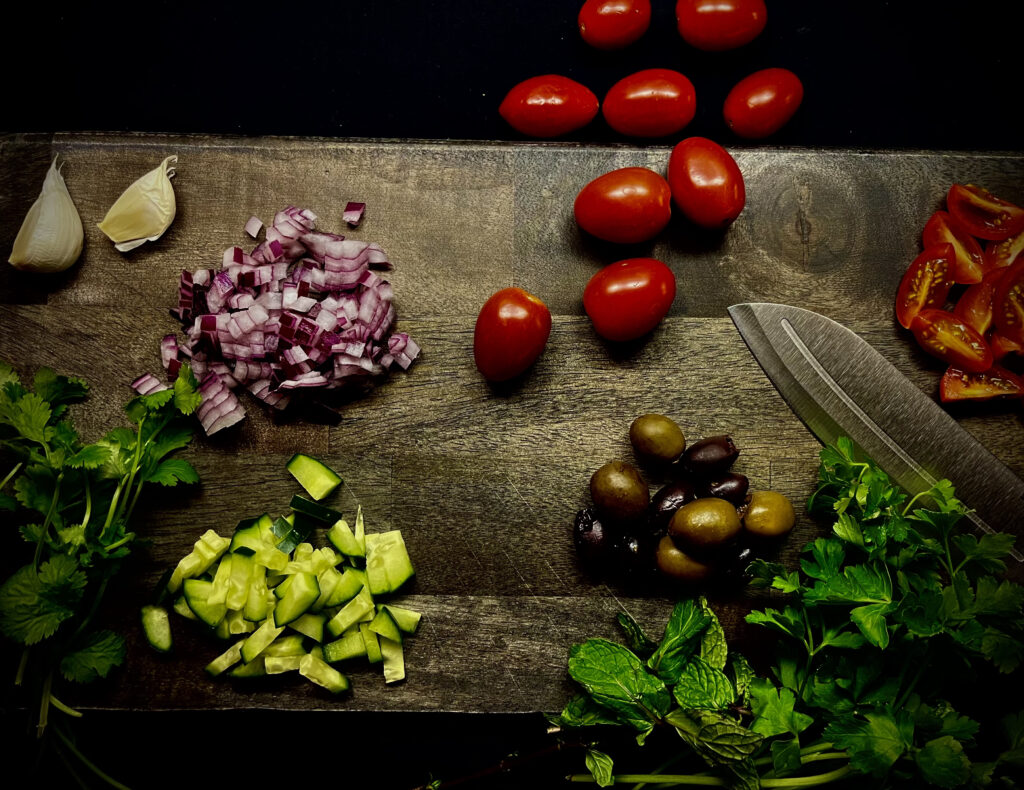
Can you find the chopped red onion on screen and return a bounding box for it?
[147,204,419,435]
[344,202,366,227]
[132,373,169,395]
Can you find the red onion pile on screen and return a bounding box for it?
[151,206,419,435]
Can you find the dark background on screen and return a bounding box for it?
[3,2,1023,788]
[2,0,1023,150]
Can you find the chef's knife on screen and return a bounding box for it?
[728,302,1024,561]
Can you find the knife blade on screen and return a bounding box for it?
[728,302,1024,561]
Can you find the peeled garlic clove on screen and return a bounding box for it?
[8,157,84,273]
[97,155,178,252]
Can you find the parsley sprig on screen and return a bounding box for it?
[555,439,1024,788]
[0,360,200,786]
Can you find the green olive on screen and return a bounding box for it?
[590,460,649,523]
[668,497,742,549]
[742,490,796,537]
[655,536,715,582]
[629,414,686,464]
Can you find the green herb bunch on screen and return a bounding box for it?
[0,360,201,783]
[554,439,1024,788]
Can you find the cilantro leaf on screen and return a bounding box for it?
[60,629,126,683]
[748,678,813,737]
[0,360,20,389]
[3,392,52,445]
[647,600,711,684]
[66,444,112,470]
[0,560,85,645]
[173,365,202,415]
[914,735,971,788]
[585,749,614,788]
[14,464,57,516]
[33,367,88,408]
[145,459,199,486]
[0,492,17,511]
[673,657,735,710]
[824,709,914,777]
[568,639,670,732]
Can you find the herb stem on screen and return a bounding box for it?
[15,648,29,685]
[895,659,927,711]
[81,478,92,532]
[54,739,94,790]
[1,461,23,491]
[32,473,64,569]
[70,576,110,644]
[53,725,132,790]
[569,765,853,787]
[37,671,53,738]
[49,694,82,718]
[116,417,147,526]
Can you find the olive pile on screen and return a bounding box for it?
[574,414,796,586]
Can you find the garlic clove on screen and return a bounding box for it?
[97,155,178,251]
[8,157,85,273]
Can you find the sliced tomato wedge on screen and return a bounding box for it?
[986,229,1024,270]
[993,258,1024,345]
[953,268,1007,336]
[990,332,1024,361]
[911,309,993,373]
[922,210,987,284]
[940,365,1024,402]
[894,243,955,329]
[947,184,1024,242]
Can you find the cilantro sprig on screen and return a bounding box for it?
[0,360,200,786]
[555,439,1024,788]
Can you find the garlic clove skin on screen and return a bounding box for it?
[8,157,85,273]
[97,155,178,251]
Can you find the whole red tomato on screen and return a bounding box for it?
[583,258,676,341]
[499,75,599,138]
[667,137,745,230]
[724,68,804,139]
[602,69,697,138]
[574,167,673,243]
[676,0,767,51]
[579,0,651,50]
[946,184,1024,242]
[474,288,552,382]
[911,309,993,373]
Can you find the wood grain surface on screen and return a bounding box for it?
[2,133,1023,713]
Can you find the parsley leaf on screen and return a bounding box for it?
[824,709,913,777]
[914,735,971,788]
[748,678,813,737]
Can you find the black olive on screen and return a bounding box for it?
[613,532,658,581]
[573,508,613,569]
[698,472,749,505]
[682,435,739,476]
[649,478,699,531]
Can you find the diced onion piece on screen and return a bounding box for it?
[244,216,263,238]
[344,202,366,227]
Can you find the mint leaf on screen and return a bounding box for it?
[824,709,913,777]
[699,597,728,671]
[617,611,657,659]
[915,735,971,788]
[647,600,711,684]
[673,656,735,710]
[145,459,199,486]
[568,639,670,732]
[729,654,755,703]
[749,677,813,737]
[555,693,622,728]
[60,629,126,683]
[585,749,614,788]
[669,709,764,765]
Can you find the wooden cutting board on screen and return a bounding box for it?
[2,133,1022,713]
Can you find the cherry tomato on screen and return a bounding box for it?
[990,332,1023,361]
[723,68,803,139]
[473,288,552,382]
[993,258,1024,346]
[953,268,1006,336]
[940,365,1024,403]
[583,258,676,341]
[911,309,993,373]
[578,0,651,50]
[986,230,1024,269]
[922,210,987,284]
[894,243,955,330]
[499,75,599,138]
[602,69,697,138]
[675,0,767,51]
[574,167,672,244]
[667,137,745,230]
[947,184,1024,241]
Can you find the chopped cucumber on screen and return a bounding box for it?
[241,617,285,663]
[265,654,304,674]
[368,608,402,644]
[287,454,342,500]
[244,565,270,622]
[326,586,375,637]
[141,605,172,653]
[173,595,198,621]
[273,572,320,627]
[360,623,383,664]
[205,641,244,676]
[327,519,362,558]
[384,605,422,635]
[230,658,267,678]
[230,519,263,555]
[289,612,326,643]
[182,579,227,628]
[226,609,255,635]
[298,653,348,693]
[328,568,367,606]
[263,634,307,657]
[226,553,254,611]
[380,637,405,684]
[323,630,367,663]
[312,566,343,612]
[365,530,414,595]
[207,554,233,606]
[290,495,342,524]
